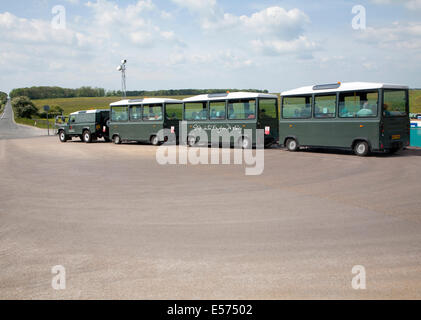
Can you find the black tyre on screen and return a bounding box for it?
[113,135,122,145]
[150,135,160,146]
[104,136,111,143]
[82,130,92,143]
[59,131,67,143]
[354,141,370,157]
[239,136,251,149]
[286,138,299,152]
[187,136,197,147]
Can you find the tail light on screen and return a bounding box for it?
[380,123,384,136]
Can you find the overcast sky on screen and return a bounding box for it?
[0,0,420,93]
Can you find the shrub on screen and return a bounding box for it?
[11,96,39,118]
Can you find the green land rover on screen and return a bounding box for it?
[58,109,110,143]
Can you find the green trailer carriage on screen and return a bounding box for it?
[182,92,279,148]
[279,82,410,156]
[58,109,110,143]
[108,98,184,145]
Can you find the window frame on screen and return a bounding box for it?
[111,106,129,122]
[338,89,380,119]
[183,101,208,121]
[281,95,313,119]
[165,102,183,121]
[313,93,337,119]
[258,98,278,121]
[227,98,257,121]
[382,89,409,117]
[129,105,143,122]
[209,100,227,121]
[142,104,164,122]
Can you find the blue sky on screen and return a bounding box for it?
[0,0,420,93]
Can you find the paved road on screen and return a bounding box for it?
[0,99,48,139]
[0,137,420,299]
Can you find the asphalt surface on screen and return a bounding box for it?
[0,135,421,299]
[0,99,48,139]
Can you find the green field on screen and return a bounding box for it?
[410,89,421,113]
[15,117,55,129]
[32,96,191,115]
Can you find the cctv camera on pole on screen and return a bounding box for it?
[117,59,127,98]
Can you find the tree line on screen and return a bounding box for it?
[0,91,7,111]
[10,87,106,100]
[10,86,269,100]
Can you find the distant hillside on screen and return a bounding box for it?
[10,86,269,100]
[410,89,421,113]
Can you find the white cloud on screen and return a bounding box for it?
[371,0,421,9]
[357,22,421,50]
[251,36,317,57]
[170,1,314,58]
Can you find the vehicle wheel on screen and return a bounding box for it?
[286,138,299,152]
[187,136,197,147]
[83,130,92,143]
[113,135,122,145]
[389,148,399,155]
[239,136,251,149]
[150,135,160,146]
[354,141,369,157]
[59,131,67,143]
[104,136,111,142]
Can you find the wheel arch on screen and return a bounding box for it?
[351,138,372,151]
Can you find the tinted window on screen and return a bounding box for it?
[130,106,142,121]
[185,102,207,120]
[166,103,183,120]
[339,91,378,118]
[143,105,163,121]
[383,90,407,117]
[282,96,312,119]
[111,106,128,122]
[228,99,256,120]
[315,95,336,118]
[209,101,226,120]
[259,99,277,120]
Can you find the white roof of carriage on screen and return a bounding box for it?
[183,92,278,102]
[110,98,182,106]
[282,82,408,96]
[70,109,108,115]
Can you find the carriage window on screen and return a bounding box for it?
[166,103,183,120]
[209,101,226,120]
[111,106,128,122]
[282,96,312,119]
[228,99,256,120]
[339,91,378,118]
[130,106,142,121]
[383,90,407,116]
[259,98,277,120]
[143,105,163,121]
[314,95,336,118]
[185,102,207,120]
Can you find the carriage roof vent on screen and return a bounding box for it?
[312,83,341,91]
[207,93,229,98]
